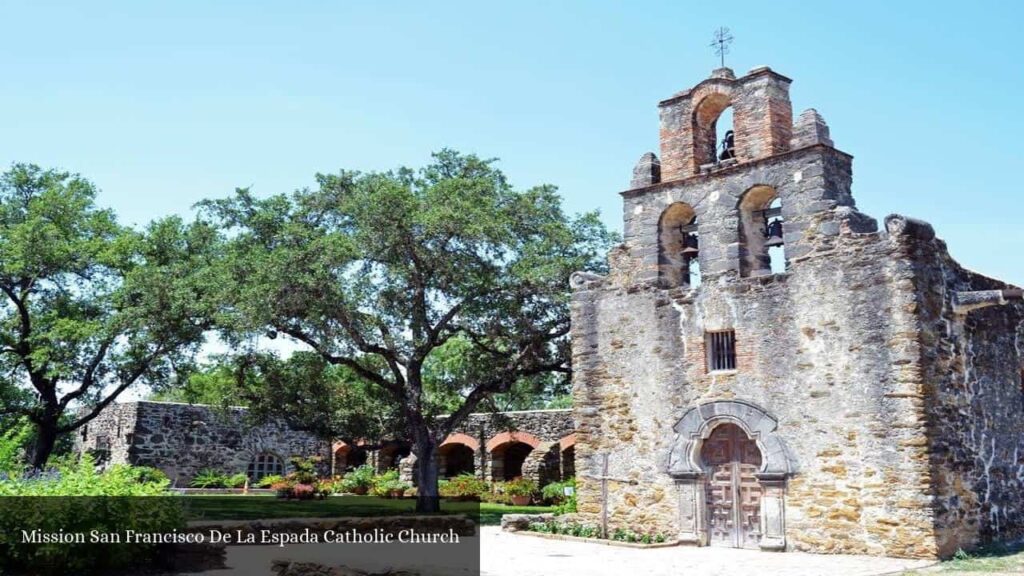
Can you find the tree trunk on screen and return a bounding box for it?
[30,418,59,470]
[411,422,441,513]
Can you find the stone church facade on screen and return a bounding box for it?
[569,66,1024,558]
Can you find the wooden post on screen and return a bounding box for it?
[580,453,637,540]
[600,454,609,539]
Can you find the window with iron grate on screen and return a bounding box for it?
[247,453,285,482]
[706,330,737,372]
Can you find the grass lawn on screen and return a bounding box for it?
[184,494,554,526]
[902,545,1024,575]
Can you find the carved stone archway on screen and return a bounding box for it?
[667,399,796,551]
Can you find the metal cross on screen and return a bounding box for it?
[710,27,734,68]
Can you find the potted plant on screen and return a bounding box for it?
[504,477,537,506]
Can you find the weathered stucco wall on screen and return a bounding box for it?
[573,204,940,557]
[897,218,1024,557]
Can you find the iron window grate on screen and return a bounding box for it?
[707,330,737,372]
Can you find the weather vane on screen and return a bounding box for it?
[710,27,734,68]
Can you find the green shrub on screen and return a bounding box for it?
[129,466,170,485]
[189,468,227,488]
[270,479,294,498]
[0,455,183,574]
[438,473,488,501]
[541,477,575,504]
[340,464,375,494]
[0,419,32,474]
[287,456,321,485]
[480,486,511,505]
[224,473,248,489]
[370,470,410,498]
[523,519,667,544]
[255,474,284,488]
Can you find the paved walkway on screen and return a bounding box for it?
[481,528,935,576]
[181,527,936,576]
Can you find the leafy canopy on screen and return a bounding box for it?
[200,150,615,440]
[0,163,219,464]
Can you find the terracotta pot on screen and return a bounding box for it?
[352,486,369,496]
[510,495,531,506]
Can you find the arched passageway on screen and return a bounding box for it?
[490,441,533,481]
[438,443,476,478]
[333,443,368,475]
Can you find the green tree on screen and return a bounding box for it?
[0,164,217,468]
[200,150,614,512]
[149,362,246,407]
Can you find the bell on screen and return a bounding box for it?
[764,219,784,247]
[681,233,699,256]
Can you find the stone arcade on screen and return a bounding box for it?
[75,401,575,489]
[569,66,1024,558]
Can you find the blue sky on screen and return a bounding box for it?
[1,1,1022,284]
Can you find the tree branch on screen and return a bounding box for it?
[278,325,401,395]
[58,338,113,411]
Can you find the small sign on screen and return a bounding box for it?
[563,486,575,497]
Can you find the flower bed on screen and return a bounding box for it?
[515,519,677,549]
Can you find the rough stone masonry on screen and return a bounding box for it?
[569,65,1024,559]
[76,401,575,489]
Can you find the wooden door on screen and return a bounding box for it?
[700,423,763,549]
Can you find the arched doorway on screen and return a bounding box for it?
[490,442,533,481]
[333,443,369,475]
[376,441,410,473]
[700,423,763,549]
[439,443,475,478]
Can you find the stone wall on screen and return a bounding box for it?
[77,402,575,488]
[399,409,576,486]
[76,401,329,486]
[572,208,942,557]
[895,217,1024,557]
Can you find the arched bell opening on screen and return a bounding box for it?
[738,186,785,277]
[658,202,699,289]
[693,93,737,167]
[699,422,764,550]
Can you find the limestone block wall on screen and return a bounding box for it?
[572,207,943,557]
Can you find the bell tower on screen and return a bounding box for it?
[622,66,871,287]
[658,66,794,181]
